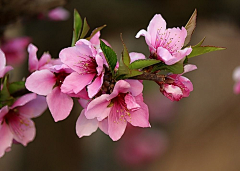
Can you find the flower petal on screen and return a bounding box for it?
[147,14,166,45]
[0,121,13,158]
[126,80,143,96]
[98,118,108,135]
[87,73,104,98]
[126,94,150,127]
[108,110,127,141]
[0,66,13,78]
[46,87,73,122]
[233,66,240,82]
[76,109,98,138]
[11,93,36,109]
[0,106,8,122]
[125,94,140,111]
[38,52,52,69]
[157,47,176,65]
[129,52,146,63]
[85,94,110,120]
[28,44,39,72]
[107,80,131,100]
[163,84,183,101]
[18,95,47,118]
[61,72,95,94]
[8,115,35,146]
[25,70,56,95]
[0,49,6,70]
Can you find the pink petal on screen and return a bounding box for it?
[124,94,140,110]
[172,47,192,63]
[78,98,89,108]
[108,110,127,141]
[38,52,52,69]
[233,66,240,82]
[129,52,146,63]
[76,109,99,138]
[147,14,166,45]
[25,70,56,95]
[18,95,47,118]
[48,7,69,21]
[126,94,150,128]
[61,72,95,94]
[157,47,176,65]
[75,39,97,57]
[11,93,36,109]
[28,44,39,72]
[179,76,193,93]
[0,49,6,70]
[0,121,13,158]
[0,106,9,122]
[135,30,153,50]
[98,118,108,135]
[165,27,187,51]
[85,94,110,120]
[183,64,197,74]
[0,66,13,78]
[95,54,104,75]
[163,84,183,101]
[234,81,240,94]
[8,115,35,146]
[46,87,73,122]
[87,74,104,98]
[89,31,100,45]
[107,80,131,100]
[126,80,143,96]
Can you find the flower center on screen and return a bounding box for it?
[54,72,69,86]
[77,56,97,75]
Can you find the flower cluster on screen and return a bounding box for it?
[0,9,224,157]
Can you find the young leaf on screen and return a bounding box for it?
[187,37,225,58]
[0,76,11,101]
[80,17,90,39]
[184,9,197,46]
[8,81,26,95]
[130,59,161,70]
[86,25,107,41]
[100,40,117,75]
[152,62,184,74]
[117,57,130,78]
[71,9,82,46]
[120,34,131,67]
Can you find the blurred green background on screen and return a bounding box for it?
[1,0,240,170]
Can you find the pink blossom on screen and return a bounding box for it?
[77,80,150,141]
[0,93,47,157]
[0,49,13,78]
[60,39,104,98]
[158,64,197,101]
[48,7,70,21]
[28,43,61,73]
[25,64,75,122]
[136,14,192,65]
[233,66,240,94]
[1,37,30,66]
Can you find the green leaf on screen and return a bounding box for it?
[152,62,184,74]
[86,25,107,41]
[130,59,161,70]
[184,9,197,46]
[188,37,226,58]
[8,81,25,95]
[100,40,117,75]
[71,9,82,46]
[117,58,130,78]
[120,34,131,67]
[0,76,14,107]
[80,17,90,39]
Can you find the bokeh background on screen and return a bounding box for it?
[1,0,240,170]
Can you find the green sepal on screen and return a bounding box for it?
[71,9,82,46]
[188,37,226,58]
[80,17,90,39]
[100,40,117,76]
[86,25,106,41]
[122,69,143,79]
[130,59,161,70]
